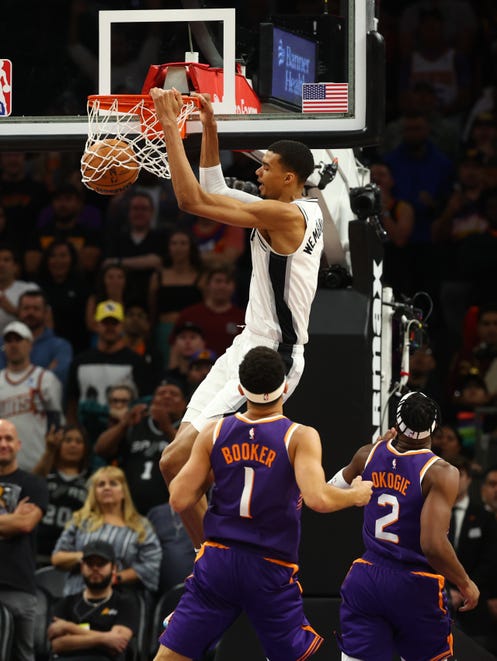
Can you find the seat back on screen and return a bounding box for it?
[149,583,185,658]
[33,586,51,660]
[35,566,68,600]
[0,602,14,661]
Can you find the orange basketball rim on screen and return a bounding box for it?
[87,93,200,139]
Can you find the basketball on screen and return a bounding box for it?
[81,138,140,195]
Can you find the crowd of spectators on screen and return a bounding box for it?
[2,0,497,658]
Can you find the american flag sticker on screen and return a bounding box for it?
[302,82,349,114]
[0,59,12,117]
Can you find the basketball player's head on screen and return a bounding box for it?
[395,391,441,445]
[266,140,314,185]
[238,346,287,406]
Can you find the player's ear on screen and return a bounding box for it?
[238,384,244,396]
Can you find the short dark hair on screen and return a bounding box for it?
[0,243,19,263]
[205,263,236,284]
[239,346,286,398]
[396,392,441,437]
[482,464,497,482]
[19,289,48,307]
[267,140,314,184]
[129,190,155,208]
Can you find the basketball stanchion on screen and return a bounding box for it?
[80,93,200,195]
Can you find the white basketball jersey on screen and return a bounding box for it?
[245,198,323,346]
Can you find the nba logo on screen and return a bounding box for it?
[0,59,12,117]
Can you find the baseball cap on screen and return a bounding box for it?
[95,300,124,323]
[170,321,205,343]
[189,349,216,367]
[3,321,33,341]
[473,111,496,127]
[82,540,116,563]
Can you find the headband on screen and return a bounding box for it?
[240,379,286,404]
[396,391,437,440]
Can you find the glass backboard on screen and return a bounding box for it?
[0,1,384,152]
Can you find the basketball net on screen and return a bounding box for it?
[82,95,199,183]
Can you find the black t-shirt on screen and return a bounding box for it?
[104,228,168,294]
[51,590,136,660]
[37,470,89,557]
[121,417,170,515]
[0,468,49,594]
[27,220,101,253]
[67,347,152,403]
[36,275,90,354]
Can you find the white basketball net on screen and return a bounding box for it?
[82,96,198,182]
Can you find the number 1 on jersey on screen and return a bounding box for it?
[240,466,254,518]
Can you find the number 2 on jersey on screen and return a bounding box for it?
[375,493,399,543]
[239,466,254,518]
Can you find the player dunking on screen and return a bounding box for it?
[152,346,373,661]
[329,391,479,661]
[150,88,324,547]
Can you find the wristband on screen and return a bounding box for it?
[327,468,352,489]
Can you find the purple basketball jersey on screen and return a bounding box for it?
[361,439,441,568]
[203,413,302,562]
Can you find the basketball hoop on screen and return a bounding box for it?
[82,94,200,183]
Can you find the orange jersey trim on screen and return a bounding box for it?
[411,571,447,614]
[195,541,230,562]
[296,626,324,661]
[235,412,286,424]
[429,632,453,661]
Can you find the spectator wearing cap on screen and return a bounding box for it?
[24,183,102,278]
[171,263,245,358]
[0,320,63,471]
[48,540,136,661]
[165,321,206,394]
[51,465,162,597]
[123,301,164,388]
[0,243,39,334]
[94,383,193,591]
[0,288,73,391]
[186,349,216,398]
[66,300,153,453]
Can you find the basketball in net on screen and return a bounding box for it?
[82,94,201,186]
[81,138,140,195]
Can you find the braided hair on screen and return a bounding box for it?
[396,391,441,440]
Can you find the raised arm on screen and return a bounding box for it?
[196,93,259,203]
[291,425,373,513]
[150,88,293,231]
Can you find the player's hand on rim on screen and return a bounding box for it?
[193,92,214,125]
[150,87,184,123]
